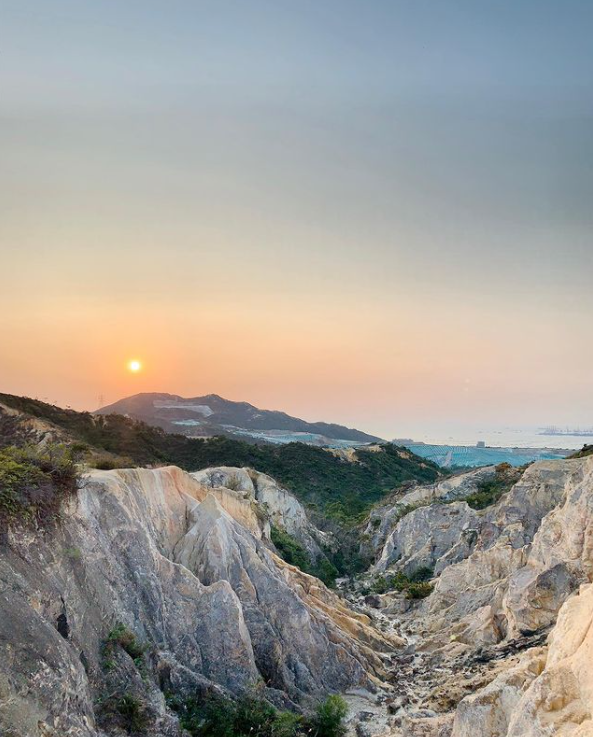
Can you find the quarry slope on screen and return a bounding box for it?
[346,455,593,736]
[0,466,398,737]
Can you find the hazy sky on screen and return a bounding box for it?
[1,0,592,438]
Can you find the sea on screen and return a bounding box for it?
[394,427,590,469]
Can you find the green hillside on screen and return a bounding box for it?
[0,393,441,524]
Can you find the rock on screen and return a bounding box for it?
[0,466,397,736]
[505,582,593,736]
[450,648,546,737]
[192,466,331,560]
[376,502,480,576]
[420,457,593,646]
[361,467,496,561]
[401,713,454,736]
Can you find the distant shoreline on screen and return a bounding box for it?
[396,439,573,454]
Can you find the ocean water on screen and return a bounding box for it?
[397,427,588,451]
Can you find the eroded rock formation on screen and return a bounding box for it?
[352,455,593,736]
[0,466,396,737]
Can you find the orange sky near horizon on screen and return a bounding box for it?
[1,272,590,438]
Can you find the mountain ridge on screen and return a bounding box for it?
[94,392,382,446]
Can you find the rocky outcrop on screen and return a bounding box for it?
[362,467,496,561]
[192,466,330,560]
[355,455,593,737]
[423,458,592,645]
[0,466,396,737]
[375,502,480,576]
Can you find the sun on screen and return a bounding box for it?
[128,360,142,373]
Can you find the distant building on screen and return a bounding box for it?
[476,441,486,448]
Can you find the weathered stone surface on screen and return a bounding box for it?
[0,466,396,736]
[376,502,480,576]
[505,582,593,736]
[348,456,593,736]
[420,458,593,646]
[362,467,496,560]
[450,648,546,737]
[192,466,330,559]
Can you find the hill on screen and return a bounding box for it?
[95,392,381,446]
[0,393,440,525]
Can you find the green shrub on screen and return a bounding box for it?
[168,689,299,737]
[106,623,146,660]
[405,581,434,599]
[117,694,149,733]
[271,525,311,571]
[0,443,78,529]
[310,557,339,588]
[463,464,522,510]
[308,695,348,737]
[271,525,338,587]
[91,453,135,470]
[408,566,434,583]
[167,690,347,737]
[369,568,434,599]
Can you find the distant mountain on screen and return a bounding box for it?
[94,392,382,446]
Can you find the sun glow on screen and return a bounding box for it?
[128,360,142,373]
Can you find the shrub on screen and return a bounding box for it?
[405,581,434,599]
[106,623,146,660]
[168,689,301,737]
[271,525,311,571]
[117,694,149,733]
[271,525,338,587]
[463,464,522,510]
[408,566,433,583]
[0,443,78,529]
[166,690,348,737]
[369,568,434,599]
[308,695,348,737]
[310,557,339,588]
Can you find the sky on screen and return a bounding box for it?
[1,0,592,439]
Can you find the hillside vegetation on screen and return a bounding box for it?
[0,394,441,525]
[0,443,78,533]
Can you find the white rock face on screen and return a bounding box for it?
[425,458,593,645]
[505,583,593,736]
[376,502,480,576]
[363,467,496,562]
[0,466,396,737]
[192,466,329,559]
[373,455,593,737]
